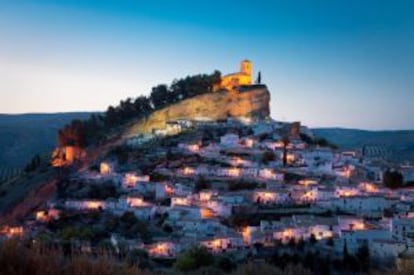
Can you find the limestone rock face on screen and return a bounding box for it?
[126,85,270,135]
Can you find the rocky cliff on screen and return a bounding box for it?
[125,85,270,135]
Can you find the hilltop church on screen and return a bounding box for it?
[219,60,253,90]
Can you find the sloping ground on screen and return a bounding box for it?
[0,170,56,225]
[313,128,414,163]
[124,86,270,136]
[0,112,95,169]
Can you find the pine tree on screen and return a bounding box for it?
[256,71,262,84]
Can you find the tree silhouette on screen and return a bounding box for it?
[282,136,290,167]
[256,71,262,84]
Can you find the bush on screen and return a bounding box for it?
[262,151,276,164]
[383,170,403,188]
[217,256,236,272]
[0,239,151,275]
[174,246,215,272]
[228,180,258,191]
[195,176,211,192]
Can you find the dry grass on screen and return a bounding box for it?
[0,239,152,275]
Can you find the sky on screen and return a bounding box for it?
[0,0,413,130]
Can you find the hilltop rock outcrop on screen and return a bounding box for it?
[125,85,271,135]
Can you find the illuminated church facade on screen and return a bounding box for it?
[219,60,253,90]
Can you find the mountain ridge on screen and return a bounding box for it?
[1,113,413,170]
[0,112,96,169]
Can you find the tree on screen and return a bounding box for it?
[297,237,305,249]
[326,237,334,246]
[304,252,315,269]
[133,95,152,116]
[309,233,317,245]
[24,154,42,173]
[217,256,235,272]
[356,244,370,271]
[195,176,211,192]
[343,241,349,258]
[262,151,276,164]
[150,84,170,109]
[282,136,290,167]
[383,170,403,188]
[174,246,215,272]
[256,71,261,84]
[58,119,86,147]
[120,211,138,226]
[162,224,173,233]
[288,237,296,247]
[105,105,119,127]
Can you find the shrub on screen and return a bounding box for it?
[174,246,215,272]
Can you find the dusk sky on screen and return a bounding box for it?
[1,0,413,130]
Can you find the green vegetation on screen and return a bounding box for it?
[1,238,398,275]
[383,170,404,188]
[0,168,55,214]
[46,211,152,244]
[86,182,119,200]
[0,167,21,185]
[174,246,215,272]
[58,225,107,242]
[300,133,338,149]
[228,180,259,191]
[194,176,211,192]
[117,211,152,242]
[0,239,150,275]
[261,151,276,164]
[23,154,42,173]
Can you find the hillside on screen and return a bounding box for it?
[0,112,94,169]
[313,128,414,163]
[125,85,270,136]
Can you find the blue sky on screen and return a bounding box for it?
[0,0,413,129]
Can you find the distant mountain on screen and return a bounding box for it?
[1,114,414,169]
[313,128,414,163]
[0,112,96,169]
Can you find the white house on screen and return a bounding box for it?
[259,168,284,181]
[207,199,232,217]
[200,234,244,253]
[122,173,150,189]
[176,218,222,237]
[147,241,181,258]
[392,218,414,247]
[155,182,173,199]
[336,229,391,255]
[370,239,407,262]
[171,195,192,207]
[220,134,240,148]
[328,196,388,217]
[178,143,200,153]
[198,189,218,202]
[65,200,106,210]
[273,227,303,244]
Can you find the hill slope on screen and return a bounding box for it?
[125,85,270,136]
[313,128,414,163]
[0,112,94,169]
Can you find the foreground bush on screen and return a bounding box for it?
[0,239,151,275]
